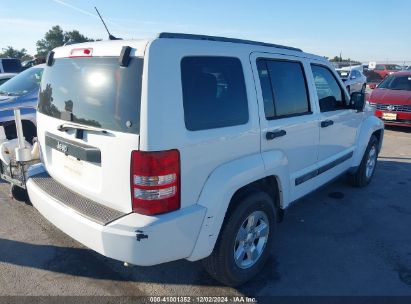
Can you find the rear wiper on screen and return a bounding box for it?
[57,122,110,139]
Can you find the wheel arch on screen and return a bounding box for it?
[352,115,384,167]
[187,152,288,261]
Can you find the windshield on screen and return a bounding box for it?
[378,75,411,91]
[337,70,350,79]
[385,65,402,71]
[38,57,143,134]
[0,67,43,96]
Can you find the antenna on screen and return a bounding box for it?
[94,7,121,40]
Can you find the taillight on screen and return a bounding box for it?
[131,150,180,215]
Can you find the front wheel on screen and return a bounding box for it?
[202,190,276,286]
[351,135,379,187]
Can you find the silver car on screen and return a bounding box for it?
[336,68,367,94]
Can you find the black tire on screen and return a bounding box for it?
[202,190,277,286]
[10,185,31,205]
[351,135,379,187]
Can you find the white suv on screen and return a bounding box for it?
[27,33,384,286]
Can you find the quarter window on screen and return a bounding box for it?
[181,57,249,131]
[311,65,346,112]
[257,59,310,119]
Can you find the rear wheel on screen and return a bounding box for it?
[202,190,276,286]
[351,135,378,187]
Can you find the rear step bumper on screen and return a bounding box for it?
[27,164,206,266]
[30,172,126,225]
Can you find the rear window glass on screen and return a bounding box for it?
[181,56,249,131]
[38,57,143,134]
[2,59,22,73]
[337,70,350,78]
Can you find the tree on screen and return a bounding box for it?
[64,30,94,45]
[36,25,64,56]
[0,46,32,60]
[330,55,361,65]
[332,56,341,62]
[36,25,96,56]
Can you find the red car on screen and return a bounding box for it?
[368,71,411,127]
[373,64,403,78]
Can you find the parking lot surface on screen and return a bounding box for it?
[0,127,410,298]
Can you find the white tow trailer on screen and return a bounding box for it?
[0,106,39,200]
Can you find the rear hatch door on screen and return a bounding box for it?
[37,53,144,213]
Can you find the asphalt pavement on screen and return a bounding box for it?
[0,126,410,299]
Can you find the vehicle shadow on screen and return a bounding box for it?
[0,160,410,296]
[385,125,411,133]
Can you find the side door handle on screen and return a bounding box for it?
[321,120,334,128]
[266,129,287,140]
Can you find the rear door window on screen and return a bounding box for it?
[181,56,249,131]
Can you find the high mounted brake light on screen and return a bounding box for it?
[70,48,93,57]
[131,150,180,215]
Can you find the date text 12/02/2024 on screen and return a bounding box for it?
[149,296,257,303]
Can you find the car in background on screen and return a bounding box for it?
[0,73,17,85]
[373,64,403,79]
[21,60,36,71]
[0,64,44,143]
[21,57,46,71]
[0,58,22,74]
[336,67,367,93]
[368,71,411,127]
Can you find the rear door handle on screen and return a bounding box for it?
[266,129,286,140]
[321,120,334,128]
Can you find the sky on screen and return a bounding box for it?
[0,0,410,63]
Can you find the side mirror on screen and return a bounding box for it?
[350,92,365,112]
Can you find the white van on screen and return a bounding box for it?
[27,33,383,286]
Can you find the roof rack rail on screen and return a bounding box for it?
[157,32,302,52]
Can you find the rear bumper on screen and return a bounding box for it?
[27,164,206,266]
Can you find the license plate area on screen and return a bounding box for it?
[382,112,397,121]
[45,132,101,164]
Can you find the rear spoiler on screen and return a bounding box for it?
[46,46,132,67]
